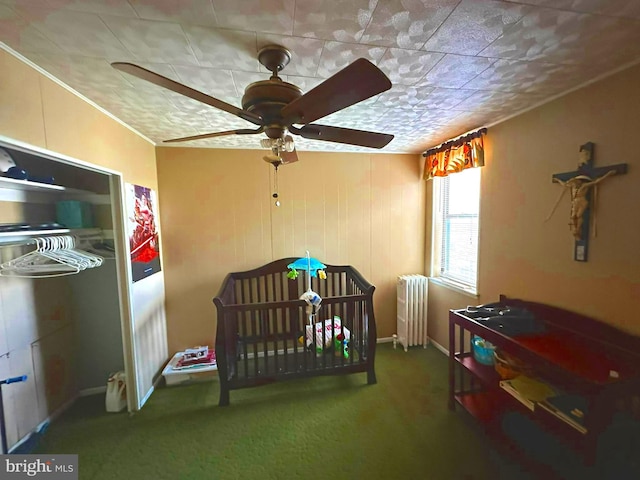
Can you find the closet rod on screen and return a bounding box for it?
[0,228,104,247]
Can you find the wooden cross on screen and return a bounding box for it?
[552,142,627,262]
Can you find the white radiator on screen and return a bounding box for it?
[395,275,428,351]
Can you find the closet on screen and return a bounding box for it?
[0,138,141,453]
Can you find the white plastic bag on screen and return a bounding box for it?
[105,371,127,412]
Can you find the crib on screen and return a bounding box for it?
[212,258,377,406]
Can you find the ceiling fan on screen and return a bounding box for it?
[111,45,394,162]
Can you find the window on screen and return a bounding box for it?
[432,167,481,294]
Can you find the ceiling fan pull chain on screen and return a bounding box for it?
[272,164,281,207]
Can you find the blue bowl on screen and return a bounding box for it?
[472,335,495,365]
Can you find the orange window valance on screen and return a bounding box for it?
[423,128,486,180]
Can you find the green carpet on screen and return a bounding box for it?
[34,344,570,479]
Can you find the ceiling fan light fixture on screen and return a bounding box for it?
[282,135,295,152]
[260,138,275,149]
[260,135,295,154]
[263,153,283,165]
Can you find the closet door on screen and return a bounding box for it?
[109,177,167,410]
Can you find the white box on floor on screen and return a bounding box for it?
[162,352,218,386]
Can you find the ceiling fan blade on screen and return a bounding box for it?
[280,147,298,164]
[280,58,391,125]
[112,62,262,126]
[290,124,393,149]
[163,127,264,144]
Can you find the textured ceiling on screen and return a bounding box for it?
[2,0,640,154]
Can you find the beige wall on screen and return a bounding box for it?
[156,147,425,352]
[427,62,640,349]
[0,49,157,187]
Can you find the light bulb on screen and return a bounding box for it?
[283,135,295,152]
[260,138,274,148]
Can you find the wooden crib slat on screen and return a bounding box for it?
[280,309,298,372]
[304,305,312,373]
[262,309,269,375]
[271,307,276,374]
[291,307,298,372]
[347,299,354,366]
[252,309,259,378]
[356,299,362,364]
[237,311,247,380]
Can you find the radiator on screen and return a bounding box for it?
[395,275,428,351]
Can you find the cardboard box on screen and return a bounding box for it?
[162,352,217,386]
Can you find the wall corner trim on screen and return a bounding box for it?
[0,42,156,147]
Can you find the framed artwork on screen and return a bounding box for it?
[126,184,161,282]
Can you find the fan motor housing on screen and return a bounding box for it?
[242,80,302,138]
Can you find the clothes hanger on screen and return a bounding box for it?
[0,237,80,278]
[35,236,87,271]
[0,233,107,278]
[46,236,90,270]
[82,242,115,260]
[76,236,115,260]
[25,236,85,272]
[41,235,100,270]
[68,235,104,267]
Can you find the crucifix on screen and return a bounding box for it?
[549,142,627,262]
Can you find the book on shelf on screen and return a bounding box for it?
[499,375,557,411]
[537,394,588,434]
[499,380,534,410]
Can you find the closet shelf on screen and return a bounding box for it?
[0,177,110,204]
[0,176,65,192]
[0,228,104,244]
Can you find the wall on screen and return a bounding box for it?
[155,147,425,353]
[427,62,640,349]
[0,48,167,450]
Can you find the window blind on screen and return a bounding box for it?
[438,167,480,289]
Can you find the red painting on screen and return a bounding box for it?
[126,184,161,282]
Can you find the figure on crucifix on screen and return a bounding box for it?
[546,142,627,262]
[553,170,616,240]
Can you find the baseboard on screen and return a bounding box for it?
[7,395,78,454]
[428,338,449,356]
[379,335,449,355]
[139,385,155,409]
[79,386,106,397]
[377,336,395,343]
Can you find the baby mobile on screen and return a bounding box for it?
[287,250,327,320]
[287,252,350,358]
